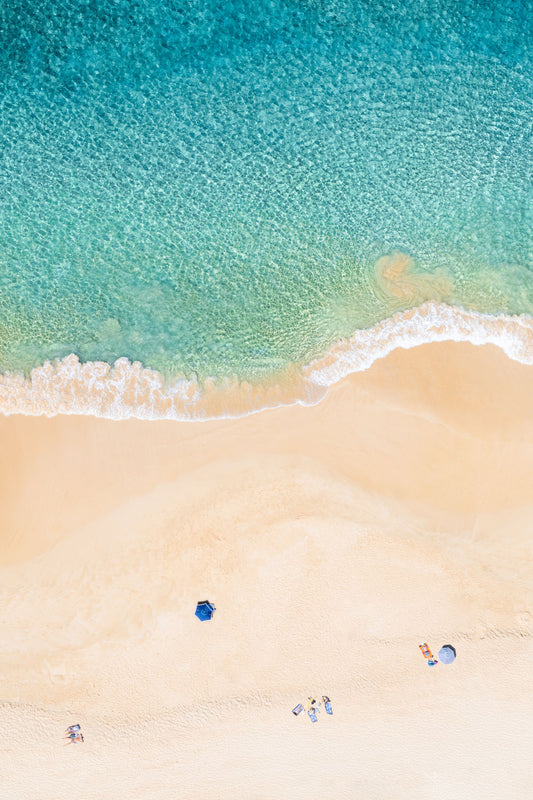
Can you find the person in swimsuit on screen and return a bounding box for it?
[64,732,84,744]
[65,724,81,734]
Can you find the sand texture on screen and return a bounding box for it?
[1,341,532,799]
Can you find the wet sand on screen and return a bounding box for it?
[1,341,532,799]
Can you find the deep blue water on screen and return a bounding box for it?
[0,0,531,380]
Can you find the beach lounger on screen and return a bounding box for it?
[419,642,438,665]
[322,696,333,714]
[292,704,304,716]
[308,708,318,723]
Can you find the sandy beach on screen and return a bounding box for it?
[1,340,532,799]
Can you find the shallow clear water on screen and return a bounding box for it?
[0,0,532,381]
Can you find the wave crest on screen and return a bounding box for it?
[1,303,533,420]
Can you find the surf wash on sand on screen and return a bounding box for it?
[2,302,533,421]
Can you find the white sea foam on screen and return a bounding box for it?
[1,303,533,420]
[302,302,533,386]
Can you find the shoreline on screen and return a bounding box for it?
[1,302,533,420]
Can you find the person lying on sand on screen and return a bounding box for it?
[322,696,333,714]
[64,732,84,745]
[65,724,81,734]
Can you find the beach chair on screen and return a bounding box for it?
[419,642,438,666]
[308,707,318,723]
[292,704,304,716]
[322,696,333,714]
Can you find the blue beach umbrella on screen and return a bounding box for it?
[438,645,456,664]
[195,600,216,621]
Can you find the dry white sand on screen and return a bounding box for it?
[1,341,532,799]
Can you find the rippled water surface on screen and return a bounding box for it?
[1,0,531,381]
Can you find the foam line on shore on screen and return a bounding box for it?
[1,303,533,420]
[302,302,533,385]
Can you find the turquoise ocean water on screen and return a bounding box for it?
[0,0,532,391]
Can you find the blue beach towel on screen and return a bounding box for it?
[308,708,318,723]
[322,696,333,714]
[292,704,304,716]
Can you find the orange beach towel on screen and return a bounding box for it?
[419,643,437,663]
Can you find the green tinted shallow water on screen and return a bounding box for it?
[0,0,532,381]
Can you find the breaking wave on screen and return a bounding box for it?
[1,302,533,420]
